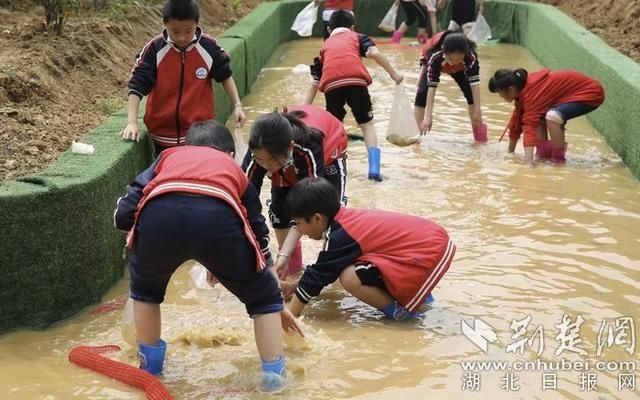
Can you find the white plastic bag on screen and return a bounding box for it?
[190,263,213,290]
[386,85,421,146]
[467,14,492,45]
[291,2,318,37]
[121,298,137,348]
[234,127,248,165]
[378,3,398,32]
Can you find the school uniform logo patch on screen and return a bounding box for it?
[195,67,208,80]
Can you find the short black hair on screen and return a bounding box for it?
[248,112,293,158]
[329,9,355,30]
[185,120,235,153]
[163,0,199,23]
[285,177,341,222]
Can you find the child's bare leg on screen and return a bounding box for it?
[254,312,286,391]
[254,312,284,362]
[547,117,567,163]
[547,119,565,148]
[536,120,548,141]
[360,121,377,148]
[397,22,409,34]
[134,299,167,375]
[133,300,161,345]
[339,266,393,308]
[360,122,382,181]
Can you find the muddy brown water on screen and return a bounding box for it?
[1,39,638,400]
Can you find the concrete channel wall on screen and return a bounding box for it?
[1,0,638,333]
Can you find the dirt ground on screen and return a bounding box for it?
[0,0,260,181]
[0,0,639,181]
[535,0,640,62]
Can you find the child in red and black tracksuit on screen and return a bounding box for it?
[114,120,302,391]
[305,10,404,181]
[314,0,355,39]
[285,177,456,321]
[415,31,486,142]
[122,0,245,156]
[242,106,348,282]
[489,68,605,165]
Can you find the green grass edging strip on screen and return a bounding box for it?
[2,0,638,334]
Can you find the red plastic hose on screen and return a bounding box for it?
[68,345,173,400]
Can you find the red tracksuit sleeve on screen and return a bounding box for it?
[507,103,522,142]
[295,222,362,304]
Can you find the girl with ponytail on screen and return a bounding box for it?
[489,68,605,164]
[415,31,486,142]
[242,105,348,283]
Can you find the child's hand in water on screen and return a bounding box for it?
[420,116,432,135]
[392,72,404,85]
[281,308,304,337]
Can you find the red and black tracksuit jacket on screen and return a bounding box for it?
[296,207,456,312]
[114,146,271,271]
[128,27,232,148]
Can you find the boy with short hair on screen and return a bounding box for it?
[114,120,302,391]
[284,177,456,320]
[122,0,246,156]
[313,0,356,39]
[304,10,404,181]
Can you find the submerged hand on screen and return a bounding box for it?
[419,117,432,135]
[281,308,304,337]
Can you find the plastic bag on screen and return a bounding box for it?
[291,2,318,37]
[190,263,213,290]
[234,127,248,165]
[467,14,492,45]
[121,298,137,348]
[378,3,398,32]
[386,85,421,146]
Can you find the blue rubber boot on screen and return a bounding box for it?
[137,339,167,375]
[424,293,435,305]
[367,147,382,181]
[381,301,419,320]
[260,354,286,392]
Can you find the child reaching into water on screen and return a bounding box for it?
[284,177,456,320]
[488,68,605,164]
[305,10,404,181]
[114,120,302,391]
[415,31,486,142]
[242,106,348,282]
